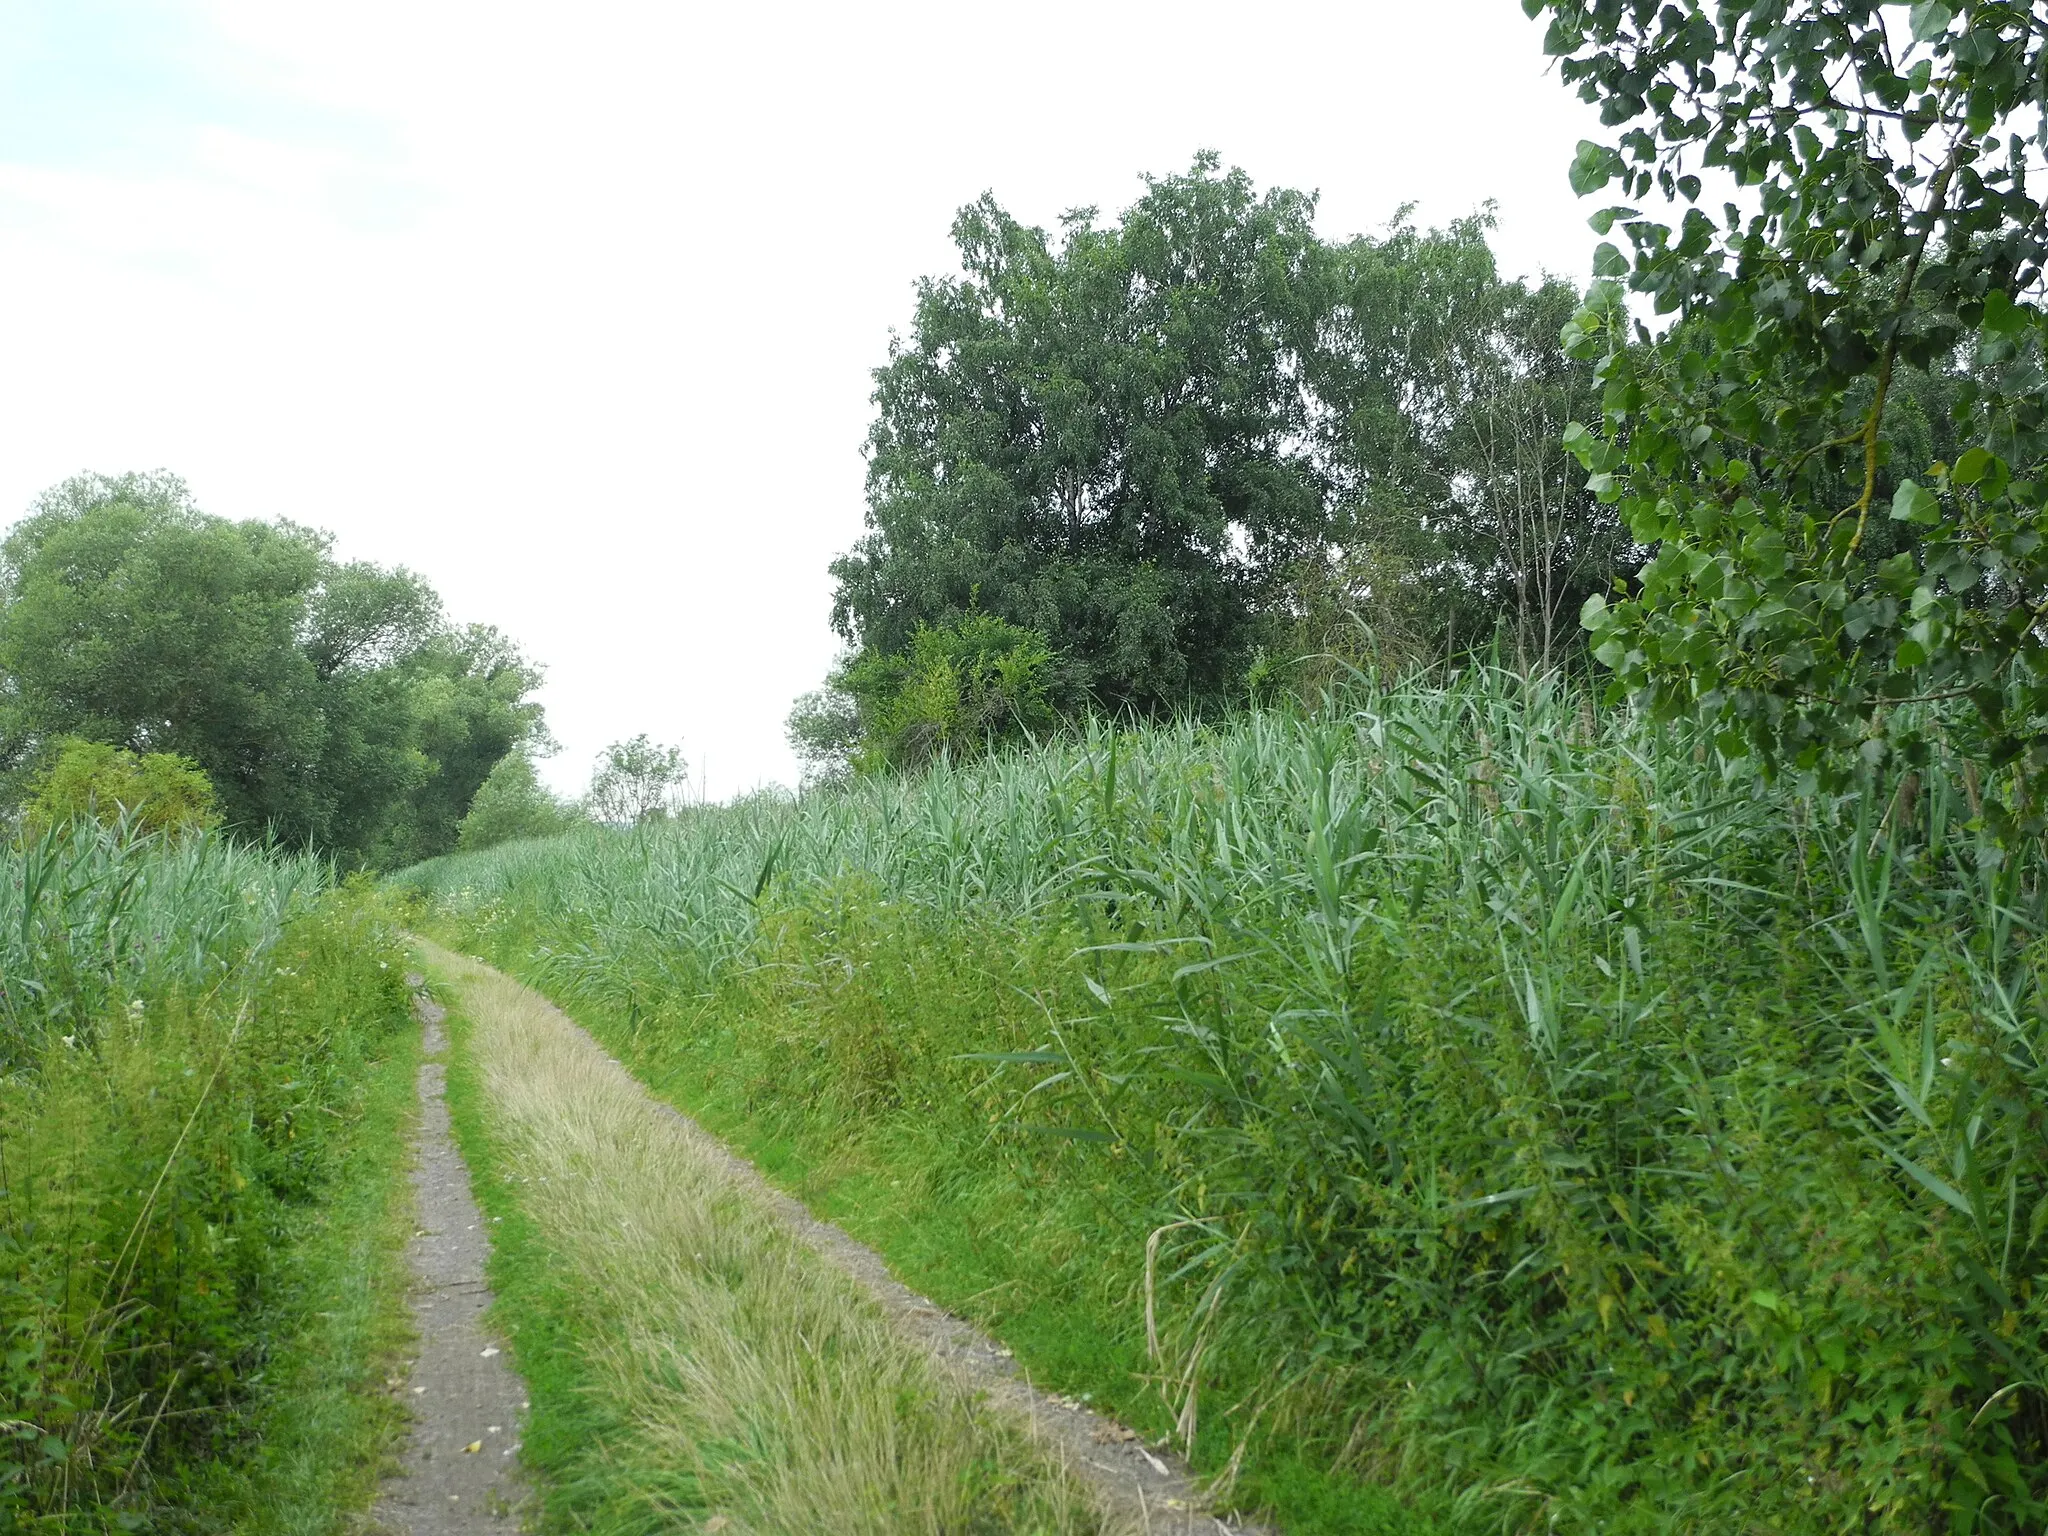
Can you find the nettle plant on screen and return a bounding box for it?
[1534,0,2048,828]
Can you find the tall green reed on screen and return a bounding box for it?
[0,819,322,1065]
[1,823,408,1527]
[403,667,2048,1531]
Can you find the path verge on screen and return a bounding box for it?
[413,939,1262,1534]
[373,979,528,1534]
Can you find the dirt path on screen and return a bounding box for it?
[373,980,529,1535]
[415,941,1264,1535]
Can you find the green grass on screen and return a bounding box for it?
[421,940,1105,1535]
[399,666,2048,1533]
[195,993,420,1534]
[515,978,1443,1536]
[0,827,419,1530]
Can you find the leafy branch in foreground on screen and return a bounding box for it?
[1534,0,2048,826]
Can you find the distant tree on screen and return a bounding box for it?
[20,739,219,839]
[785,685,862,787]
[0,472,546,864]
[585,735,686,826]
[1318,217,1624,670]
[372,626,548,867]
[0,473,326,828]
[834,156,1338,716]
[456,749,579,851]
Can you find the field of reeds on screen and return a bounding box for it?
[0,823,416,1531]
[400,667,2048,1534]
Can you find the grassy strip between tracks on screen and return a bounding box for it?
[416,937,1112,1536]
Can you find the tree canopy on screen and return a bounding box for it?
[456,748,581,851]
[0,472,544,865]
[825,157,1622,741]
[1536,0,2047,820]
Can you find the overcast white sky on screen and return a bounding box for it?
[0,0,1605,798]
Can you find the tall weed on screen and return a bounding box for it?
[0,827,412,1529]
[403,669,2048,1532]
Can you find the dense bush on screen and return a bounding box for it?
[19,739,220,838]
[0,825,411,1529]
[846,614,1061,772]
[404,670,2047,1533]
[457,748,581,851]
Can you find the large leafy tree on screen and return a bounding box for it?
[374,625,550,866]
[1535,0,2047,819]
[0,472,544,863]
[1320,215,1621,668]
[829,160,1619,720]
[834,156,1339,714]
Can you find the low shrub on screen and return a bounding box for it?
[19,738,220,839]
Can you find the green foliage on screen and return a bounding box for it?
[0,831,413,1528]
[21,738,220,838]
[830,161,1619,721]
[1534,1,2048,824]
[784,686,863,787]
[377,625,553,867]
[838,613,1060,772]
[1245,546,1434,708]
[584,735,686,826]
[1324,213,1625,671]
[0,471,545,865]
[404,674,2048,1532]
[457,749,581,851]
[0,822,324,1063]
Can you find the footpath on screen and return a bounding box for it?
[372,982,529,1534]
[381,938,1262,1535]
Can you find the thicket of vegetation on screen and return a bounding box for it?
[1,822,415,1529]
[413,12,2048,1525]
[793,165,1628,777]
[13,3,2047,1527]
[0,471,548,868]
[402,666,2047,1533]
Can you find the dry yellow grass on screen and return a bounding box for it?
[418,940,1110,1535]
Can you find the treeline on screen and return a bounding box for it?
[0,472,545,867]
[797,145,1985,789]
[794,156,1632,777]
